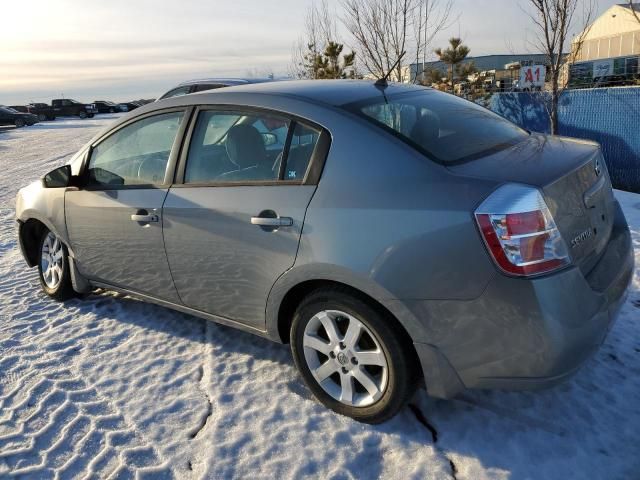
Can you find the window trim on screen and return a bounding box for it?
[79,107,193,191]
[173,105,331,188]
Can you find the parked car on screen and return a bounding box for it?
[15,81,634,423]
[27,103,57,121]
[157,77,274,100]
[117,101,142,112]
[51,99,97,118]
[0,106,38,127]
[93,101,121,114]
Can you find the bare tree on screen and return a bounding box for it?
[413,0,455,82]
[525,0,595,134]
[290,0,339,79]
[342,0,452,83]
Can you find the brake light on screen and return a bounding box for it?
[475,184,570,276]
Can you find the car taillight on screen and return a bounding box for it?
[475,184,570,276]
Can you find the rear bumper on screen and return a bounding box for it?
[411,200,634,398]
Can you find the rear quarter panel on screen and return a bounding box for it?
[272,111,501,343]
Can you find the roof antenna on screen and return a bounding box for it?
[375,51,406,88]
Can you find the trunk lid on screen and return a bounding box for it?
[450,134,616,274]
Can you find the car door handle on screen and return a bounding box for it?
[131,213,159,223]
[250,216,293,227]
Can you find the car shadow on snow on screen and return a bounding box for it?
[71,289,293,367]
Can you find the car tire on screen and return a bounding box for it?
[79,111,87,119]
[88,113,94,118]
[37,229,76,301]
[109,108,115,113]
[290,287,417,424]
[37,113,47,122]
[14,119,25,128]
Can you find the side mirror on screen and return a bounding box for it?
[261,132,278,146]
[43,165,72,188]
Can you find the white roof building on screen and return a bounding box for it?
[573,3,640,62]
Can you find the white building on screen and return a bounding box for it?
[570,3,640,85]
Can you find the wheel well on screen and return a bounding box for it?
[19,219,47,267]
[277,279,420,368]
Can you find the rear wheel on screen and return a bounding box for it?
[37,113,47,122]
[38,230,76,301]
[79,111,87,119]
[290,288,416,424]
[14,118,25,128]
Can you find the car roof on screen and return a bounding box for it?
[192,79,429,107]
[176,77,273,87]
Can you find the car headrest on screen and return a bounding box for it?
[226,124,266,169]
[409,111,440,148]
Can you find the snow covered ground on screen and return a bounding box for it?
[0,116,639,480]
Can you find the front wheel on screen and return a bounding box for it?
[291,288,417,424]
[14,118,25,128]
[38,230,76,301]
[78,111,87,119]
[37,113,47,122]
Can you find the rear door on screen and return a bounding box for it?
[65,109,190,302]
[162,107,329,329]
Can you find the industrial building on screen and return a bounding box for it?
[569,3,640,86]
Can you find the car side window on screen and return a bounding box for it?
[185,110,290,184]
[283,123,321,181]
[161,86,192,99]
[193,83,223,93]
[86,111,184,187]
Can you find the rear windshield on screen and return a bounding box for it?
[344,90,528,164]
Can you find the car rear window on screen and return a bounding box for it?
[344,90,528,164]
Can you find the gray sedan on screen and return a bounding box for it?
[15,80,634,423]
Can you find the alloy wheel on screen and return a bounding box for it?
[302,309,389,407]
[40,232,64,289]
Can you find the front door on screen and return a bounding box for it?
[65,109,188,302]
[163,108,326,328]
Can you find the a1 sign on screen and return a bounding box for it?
[519,65,546,88]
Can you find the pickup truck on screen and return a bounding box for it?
[25,103,57,121]
[9,104,56,121]
[51,99,97,118]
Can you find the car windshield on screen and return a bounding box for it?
[344,90,529,164]
[0,107,16,113]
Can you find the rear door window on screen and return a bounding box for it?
[185,111,289,183]
[283,123,321,181]
[184,110,322,184]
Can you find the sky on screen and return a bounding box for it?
[0,0,621,105]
